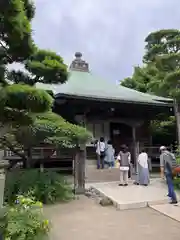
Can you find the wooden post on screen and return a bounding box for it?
[0,169,5,207]
[132,126,138,174]
[74,144,86,194]
[148,133,152,172]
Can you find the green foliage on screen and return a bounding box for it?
[144,29,180,100]
[173,177,180,190]
[1,195,50,240]
[12,112,92,150]
[23,0,36,20]
[25,49,68,84]
[151,116,176,145]
[121,64,166,95]
[0,0,36,63]
[34,112,92,147]
[7,70,35,85]
[4,169,73,204]
[144,29,180,63]
[176,156,180,164]
[0,84,53,113]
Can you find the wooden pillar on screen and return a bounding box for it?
[74,114,86,194]
[0,169,5,207]
[132,125,138,174]
[148,129,152,172]
[74,144,86,194]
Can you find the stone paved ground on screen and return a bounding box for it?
[45,196,180,240]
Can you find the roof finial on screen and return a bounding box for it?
[75,52,82,58]
[69,52,89,72]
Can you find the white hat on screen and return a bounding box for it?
[160,146,166,151]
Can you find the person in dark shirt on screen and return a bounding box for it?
[160,146,178,204]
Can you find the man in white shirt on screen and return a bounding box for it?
[96,137,106,169]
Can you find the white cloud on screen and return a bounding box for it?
[32,0,180,81]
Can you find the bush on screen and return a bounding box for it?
[173,177,180,190]
[4,169,73,204]
[0,195,50,240]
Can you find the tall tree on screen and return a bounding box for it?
[144,29,180,146]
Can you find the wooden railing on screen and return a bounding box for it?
[3,145,166,162]
[3,147,74,160]
[3,147,74,173]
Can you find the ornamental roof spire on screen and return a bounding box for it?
[69,52,89,72]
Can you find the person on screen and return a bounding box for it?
[136,149,149,186]
[117,145,131,186]
[96,137,105,169]
[104,140,115,168]
[160,146,178,204]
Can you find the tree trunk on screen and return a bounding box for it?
[174,100,180,148]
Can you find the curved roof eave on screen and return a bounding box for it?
[36,70,173,107]
[55,92,173,107]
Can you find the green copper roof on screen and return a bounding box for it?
[36,70,172,106]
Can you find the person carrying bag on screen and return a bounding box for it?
[96,137,105,169]
[117,145,131,186]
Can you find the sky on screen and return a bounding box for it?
[32,0,180,82]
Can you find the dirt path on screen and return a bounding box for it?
[45,196,180,240]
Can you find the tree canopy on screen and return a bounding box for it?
[144,29,180,145]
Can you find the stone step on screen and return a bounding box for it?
[86,179,172,211]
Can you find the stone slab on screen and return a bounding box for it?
[150,204,180,222]
[86,179,174,210]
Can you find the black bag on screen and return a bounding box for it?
[100,151,105,158]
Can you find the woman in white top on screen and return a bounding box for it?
[96,137,106,169]
[136,149,149,186]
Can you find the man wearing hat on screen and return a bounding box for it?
[160,146,178,204]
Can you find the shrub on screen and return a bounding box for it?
[0,195,50,240]
[173,177,180,190]
[4,169,73,204]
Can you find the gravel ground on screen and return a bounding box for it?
[45,196,180,240]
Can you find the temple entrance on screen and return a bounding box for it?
[110,122,132,154]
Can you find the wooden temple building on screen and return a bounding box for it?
[38,52,173,165]
[3,52,174,192]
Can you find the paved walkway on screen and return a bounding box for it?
[151,204,180,221]
[45,196,180,240]
[86,178,180,222]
